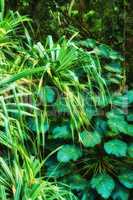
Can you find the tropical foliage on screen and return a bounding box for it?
[0,0,132,199]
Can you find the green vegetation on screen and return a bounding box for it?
[0,0,132,199]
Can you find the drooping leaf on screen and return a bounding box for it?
[95,44,110,58]
[112,95,128,107]
[79,131,101,147]
[104,62,122,73]
[104,139,127,157]
[118,170,133,189]
[52,125,71,139]
[109,50,122,60]
[78,38,96,48]
[57,145,82,163]
[91,173,115,199]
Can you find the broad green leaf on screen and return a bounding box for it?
[112,95,128,107]
[85,107,96,120]
[127,144,133,158]
[112,186,129,200]
[67,174,88,191]
[91,173,115,199]
[127,124,133,136]
[57,145,82,163]
[39,85,56,103]
[104,62,122,73]
[108,117,127,134]
[109,50,120,60]
[95,44,110,58]
[28,118,49,133]
[78,39,96,48]
[79,131,101,147]
[52,125,71,139]
[127,114,133,122]
[54,98,69,112]
[126,90,133,104]
[118,170,133,189]
[104,139,127,157]
[95,119,107,135]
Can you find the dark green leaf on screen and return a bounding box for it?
[80,131,101,147]
[104,139,127,157]
[57,145,82,163]
[52,125,71,139]
[127,114,133,122]
[39,85,56,103]
[127,144,133,158]
[91,173,115,199]
[67,174,88,191]
[118,170,133,189]
[112,186,129,200]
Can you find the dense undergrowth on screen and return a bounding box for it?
[0,0,133,199]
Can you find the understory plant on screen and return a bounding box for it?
[0,0,133,199]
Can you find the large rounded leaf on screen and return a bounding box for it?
[118,170,133,189]
[79,131,101,147]
[104,139,127,157]
[57,145,82,163]
[52,125,71,139]
[39,85,56,103]
[91,173,115,199]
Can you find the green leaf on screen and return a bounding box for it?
[79,131,101,147]
[78,38,96,48]
[108,117,127,134]
[104,62,122,73]
[67,174,88,191]
[118,170,133,189]
[39,85,56,103]
[57,145,82,163]
[127,124,133,136]
[95,119,107,135]
[54,98,69,112]
[95,44,110,58]
[127,114,133,122]
[52,125,71,139]
[91,173,115,199]
[126,90,133,104]
[127,144,133,158]
[109,50,120,60]
[112,95,127,107]
[112,186,129,200]
[46,162,71,178]
[104,139,127,157]
[28,118,49,133]
[0,0,4,21]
